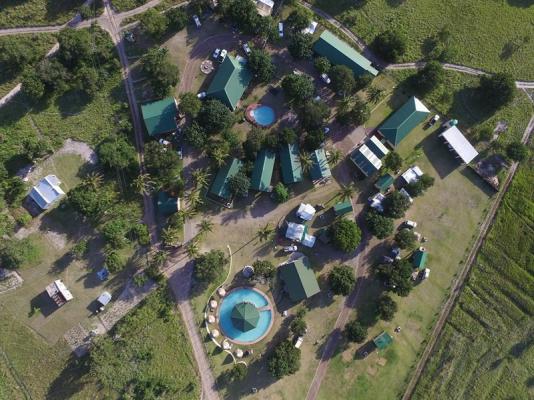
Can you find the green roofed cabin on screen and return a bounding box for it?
[280,143,303,184]
[313,30,378,77]
[141,97,178,137]
[378,96,430,147]
[310,148,332,182]
[279,257,320,302]
[375,173,394,192]
[251,149,275,192]
[208,158,243,204]
[373,331,393,350]
[157,191,180,216]
[206,55,252,111]
[334,201,353,217]
[412,248,428,270]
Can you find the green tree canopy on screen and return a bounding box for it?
[197,99,235,134]
[383,191,411,219]
[330,65,356,95]
[248,48,276,82]
[506,141,528,162]
[179,92,202,117]
[373,30,407,62]
[365,210,394,239]
[183,121,208,149]
[0,238,39,269]
[345,319,367,343]
[288,33,313,59]
[282,74,314,103]
[140,8,169,38]
[252,259,276,279]
[141,47,179,97]
[394,228,417,249]
[314,56,331,74]
[194,250,227,283]
[268,340,301,379]
[299,100,330,132]
[377,293,398,321]
[285,6,312,32]
[98,136,138,170]
[479,73,516,109]
[383,151,402,171]
[329,264,356,295]
[375,259,414,297]
[273,182,290,203]
[406,174,435,197]
[330,219,362,253]
[229,171,250,197]
[413,61,445,94]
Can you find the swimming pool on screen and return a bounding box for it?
[218,287,273,344]
[250,105,276,127]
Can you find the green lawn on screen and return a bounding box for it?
[310,0,534,80]
[0,0,85,28]
[413,160,534,399]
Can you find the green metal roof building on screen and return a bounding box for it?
[313,30,378,77]
[279,257,320,302]
[412,249,428,270]
[373,331,393,350]
[206,55,252,111]
[209,158,243,202]
[378,96,430,147]
[251,149,275,192]
[375,173,394,192]
[310,148,332,181]
[231,302,259,332]
[334,201,353,217]
[141,97,177,137]
[280,143,303,184]
[156,191,179,215]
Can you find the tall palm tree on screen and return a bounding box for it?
[198,219,214,236]
[161,227,181,247]
[257,223,275,242]
[299,152,313,173]
[83,172,103,189]
[367,86,384,104]
[191,168,211,189]
[180,207,197,220]
[187,189,203,210]
[327,148,343,165]
[152,250,168,267]
[338,183,355,201]
[131,173,156,195]
[211,147,229,168]
[186,241,200,259]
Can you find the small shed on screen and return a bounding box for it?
[439,125,479,164]
[29,175,65,210]
[45,279,73,307]
[375,173,394,192]
[286,222,306,242]
[333,201,353,217]
[401,166,423,185]
[412,248,428,270]
[373,331,393,350]
[297,203,316,221]
[310,148,332,182]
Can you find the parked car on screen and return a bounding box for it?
[218,49,227,63]
[294,336,304,349]
[96,291,112,313]
[176,146,183,159]
[197,91,207,99]
[212,48,221,59]
[242,42,251,55]
[158,138,170,146]
[428,114,440,127]
[278,22,284,38]
[193,15,201,28]
[320,73,331,84]
[284,245,297,253]
[403,220,417,229]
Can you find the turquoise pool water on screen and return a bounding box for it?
[251,105,276,127]
[219,288,272,343]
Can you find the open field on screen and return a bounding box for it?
[310,0,534,80]
[412,159,534,399]
[0,0,84,28]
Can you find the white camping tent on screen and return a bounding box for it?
[297,203,316,221]
[286,222,305,241]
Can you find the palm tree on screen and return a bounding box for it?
[257,223,275,242]
[186,241,200,258]
[187,189,203,210]
[198,219,214,236]
[211,147,229,168]
[161,227,181,247]
[152,250,168,267]
[367,85,384,104]
[299,152,313,173]
[191,168,211,189]
[327,148,343,165]
[131,173,156,195]
[180,207,197,220]
[338,183,355,201]
[83,172,103,189]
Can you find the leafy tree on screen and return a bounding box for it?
[273,182,290,203]
[184,121,208,149]
[57,28,93,69]
[22,137,52,161]
[140,8,169,38]
[413,61,445,94]
[375,259,413,296]
[330,219,362,253]
[365,210,394,239]
[394,228,417,250]
[229,171,250,197]
[345,320,367,343]
[21,68,45,99]
[279,128,298,145]
[141,47,179,97]
[290,311,307,336]
[268,340,301,379]
[104,248,125,273]
[476,126,493,142]
[383,191,410,219]
[244,127,265,159]
[367,85,384,104]
[194,249,227,283]
[329,264,356,295]
[0,238,39,269]
[304,129,325,151]
[3,177,27,206]
[506,141,528,162]
[35,59,71,93]
[179,92,202,117]
[102,218,130,248]
[330,65,356,95]
[338,183,355,201]
[373,30,407,62]
[383,151,402,171]
[224,363,247,383]
[288,33,313,59]
[377,293,398,321]
[255,15,278,42]
[338,98,370,126]
[406,174,435,197]
[281,74,314,103]
[143,141,182,190]
[0,37,39,73]
[314,57,331,74]
[222,0,258,34]
[248,48,275,82]
[299,100,330,131]
[479,73,516,109]
[198,99,234,134]
[285,6,312,32]
[68,182,117,221]
[252,259,275,279]
[166,7,187,32]
[98,136,137,170]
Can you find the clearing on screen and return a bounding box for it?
[0,0,85,28]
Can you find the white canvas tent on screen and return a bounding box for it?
[297,203,316,221]
[286,222,305,241]
[401,166,423,184]
[440,126,479,164]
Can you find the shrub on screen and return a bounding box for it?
[329,264,356,295]
[104,249,125,273]
[479,73,516,109]
[252,259,275,279]
[273,182,290,203]
[395,229,417,249]
[228,171,250,197]
[345,320,367,343]
[373,30,407,62]
[224,363,247,383]
[365,210,394,239]
[506,141,528,162]
[407,174,435,197]
[0,238,39,269]
[183,122,208,149]
[194,250,227,283]
[314,57,331,74]
[70,239,89,260]
[290,311,307,337]
[268,340,301,379]
[330,219,362,253]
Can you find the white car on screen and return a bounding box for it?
[320,73,331,84]
[242,43,251,55]
[218,49,227,63]
[284,245,297,253]
[294,336,304,349]
[158,138,170,146]
[404,220,417,229]
[193,15,201,29]
[212,48,221,59]
[197,91,206,99]
[278,22,284,38]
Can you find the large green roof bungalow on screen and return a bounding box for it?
[378,96,430,147]
[280,143,303,184]
[206,55,252,111]
[208,158,243,206]
[251,149,275,192]
[313,30,378,77]
[141,97,178,137]
[279,257,320,302]
[310,148,332,182]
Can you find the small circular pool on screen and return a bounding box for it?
[218,287,273,345]
[246,104,276,127]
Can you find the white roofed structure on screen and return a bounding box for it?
[97,291,112,306]
[302,21,318,35]
[401,166,423,184]
[440,126,479,164]
[297,203,316,221]
[256,0,274,16]
[46,279,73,307]
[286,222,305,242]
[29,175,65,210]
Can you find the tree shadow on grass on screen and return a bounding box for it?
[29,291,57,317]
[507,0,534,7]
[45,0,84,22]
[54,89,92,118]
[46,353,92,400]
[459,166,497,197]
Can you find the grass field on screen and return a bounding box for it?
[310,0,534,80]
[413,159,534,399]
[0,0,84,28]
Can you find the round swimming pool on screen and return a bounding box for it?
[250,105,276,127]
[218,287,273,344]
